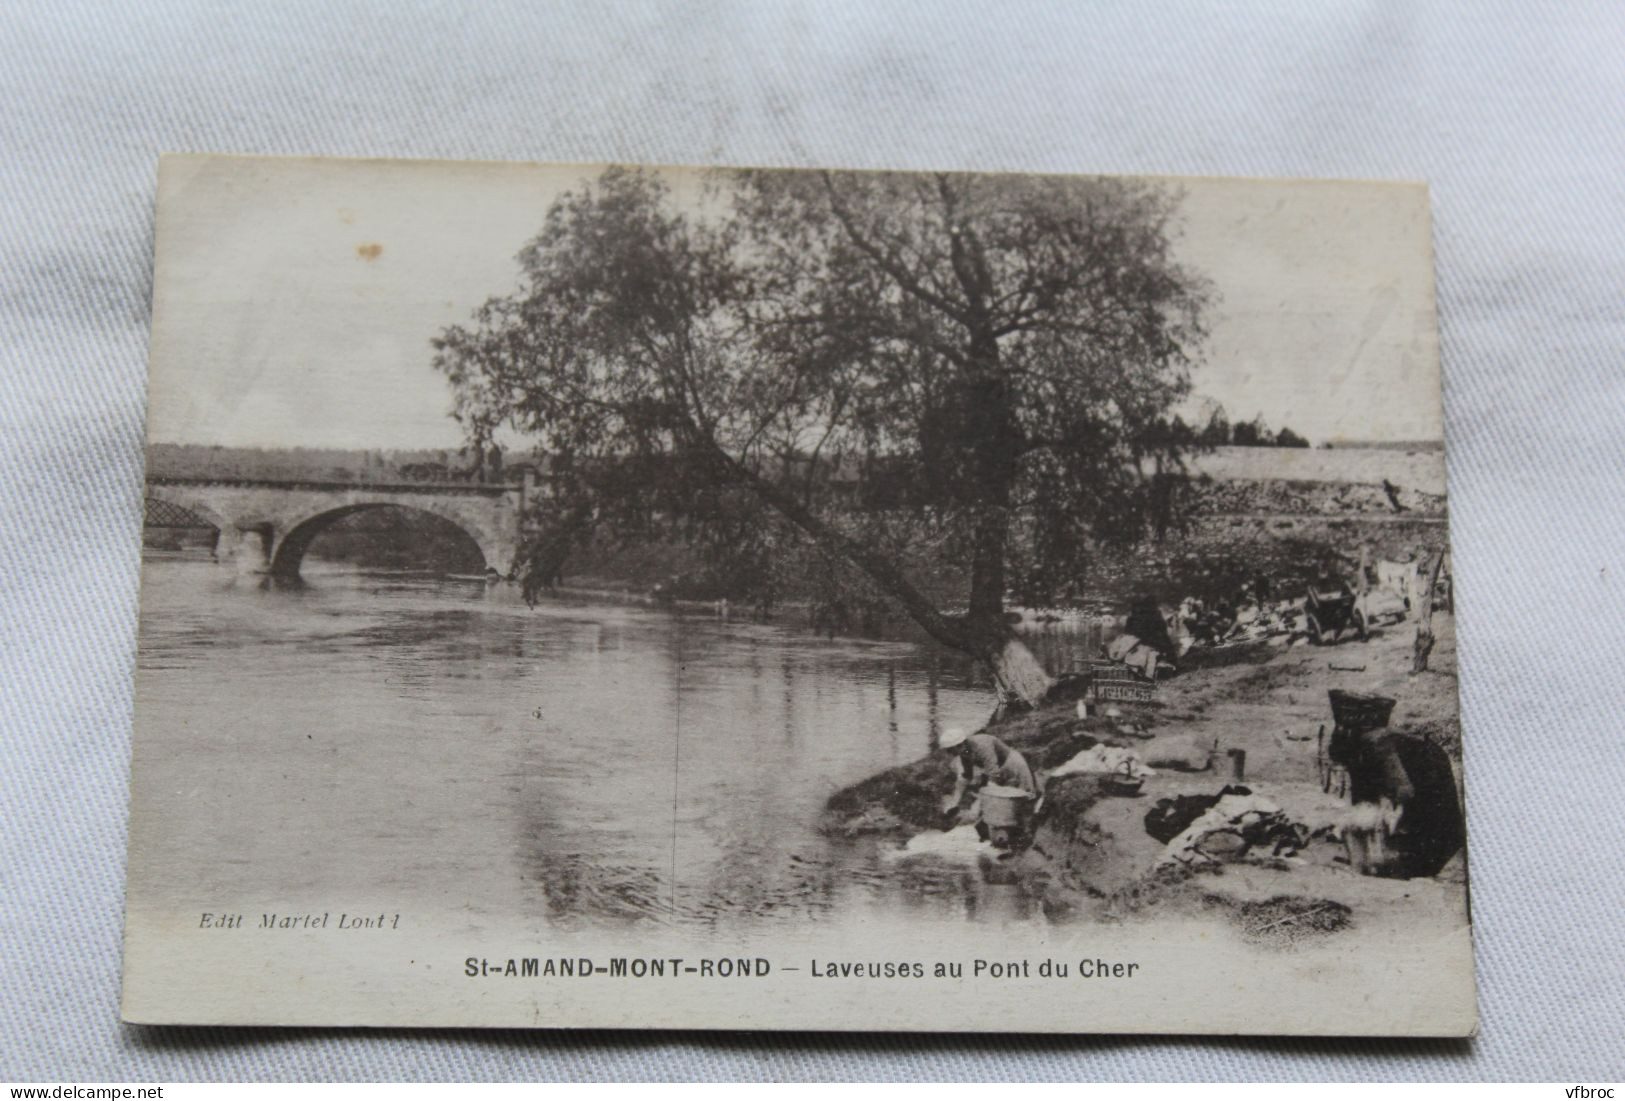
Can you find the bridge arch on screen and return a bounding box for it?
[144,493,231,555]
[267,500,513,581]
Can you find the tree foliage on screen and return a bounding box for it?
[434,166,1212,704]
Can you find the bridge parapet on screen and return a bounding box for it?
[147,474,526,496]
[144,476,532,580]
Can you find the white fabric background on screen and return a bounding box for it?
[2,0,1622,1082]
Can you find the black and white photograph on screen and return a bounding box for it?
[118,154,1474,1034]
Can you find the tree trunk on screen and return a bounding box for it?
[963,507,1052,712]
[988,634,1055,716]
[966,507,1010,623]
[1412,550,1446,674]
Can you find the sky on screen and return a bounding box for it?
[146,156,1443,450]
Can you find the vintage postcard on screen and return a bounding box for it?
[123,155,1474,1034]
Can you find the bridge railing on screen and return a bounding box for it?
[146,474,527,495]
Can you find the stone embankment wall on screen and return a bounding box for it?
[1078,474,1449,608]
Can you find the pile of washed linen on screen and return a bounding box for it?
[1150,788,1310,871]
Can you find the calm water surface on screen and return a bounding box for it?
[134,557,1102,930]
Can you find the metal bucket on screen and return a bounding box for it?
[979,784,1035,828]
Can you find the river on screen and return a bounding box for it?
[131,556,1106,931]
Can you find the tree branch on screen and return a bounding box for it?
[819,173,972,327]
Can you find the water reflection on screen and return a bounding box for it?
[134,556,1104,929]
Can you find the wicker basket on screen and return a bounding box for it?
[1328,689,1396,732]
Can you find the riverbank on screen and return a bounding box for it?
[821,610,1468,944]
[558,453,1449,613]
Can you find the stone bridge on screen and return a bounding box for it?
[145,474,535,580]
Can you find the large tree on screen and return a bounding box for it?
[434,166,1210,711]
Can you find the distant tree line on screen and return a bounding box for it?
[1156,406,1311,449]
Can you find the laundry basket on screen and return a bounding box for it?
[1328,689,1396,733]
